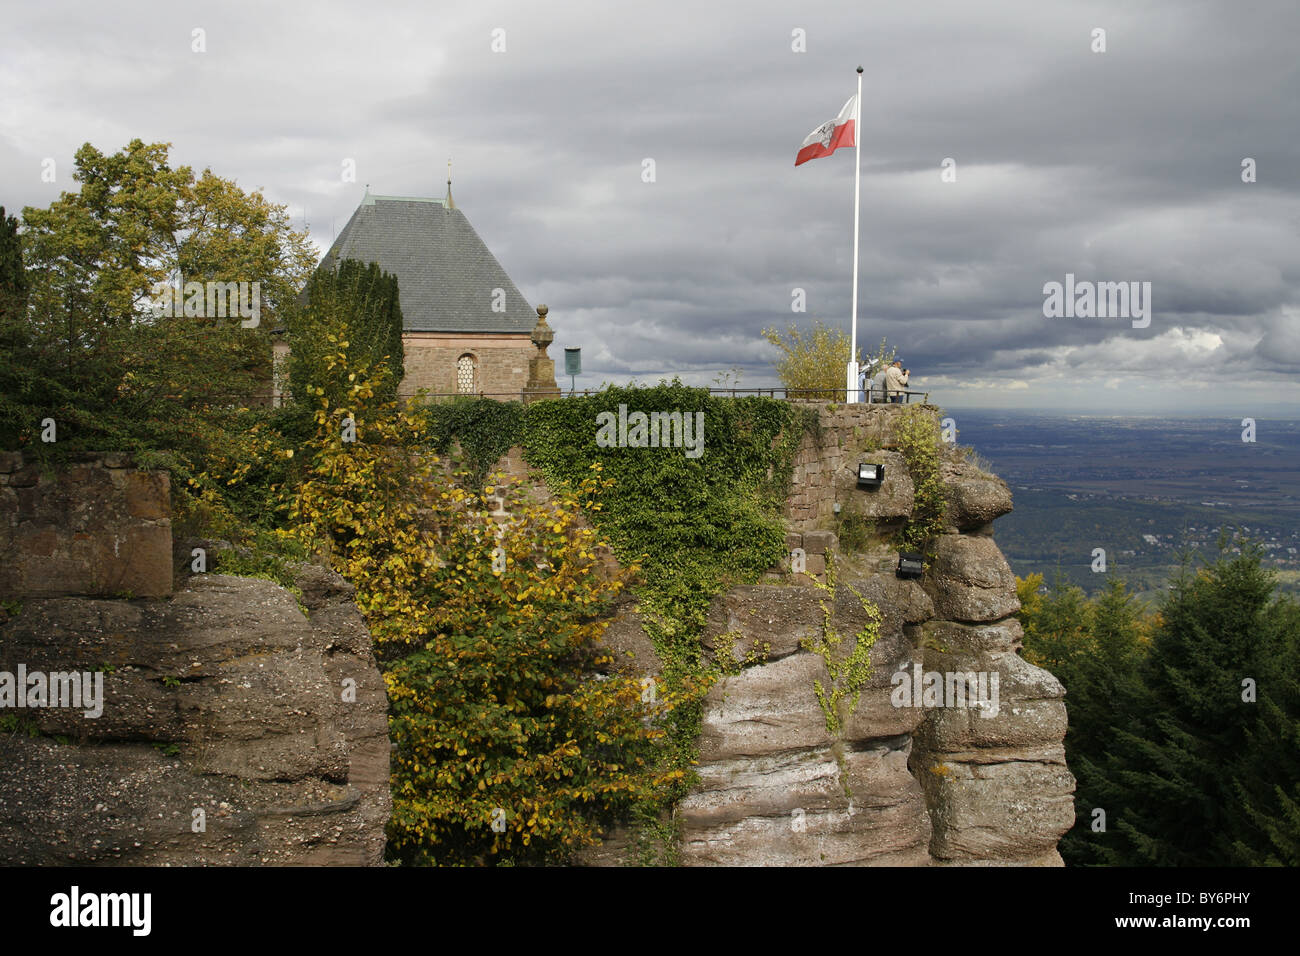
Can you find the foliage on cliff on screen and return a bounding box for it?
[278,351,686,865]
[893,404,948,551]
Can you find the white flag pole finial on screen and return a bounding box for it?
[847,65,864,402]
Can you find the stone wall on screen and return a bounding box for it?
[399,331,533,399]
[785,402,912,532]
[0,451,172,600]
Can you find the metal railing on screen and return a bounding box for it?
[702,387,930,404]
[414,388,931,404]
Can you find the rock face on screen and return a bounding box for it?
[941,457,1014,532]
[587,403,1075,866]
[0,400,1068,867]
[923,534,1021,623]
[682,578,933,866]
[0,568,390,865]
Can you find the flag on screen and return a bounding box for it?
[794,94,859,166]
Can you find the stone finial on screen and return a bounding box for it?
[531,304,553,350]
[523,304,560,403]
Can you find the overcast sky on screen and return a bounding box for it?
[3,0,1298,416]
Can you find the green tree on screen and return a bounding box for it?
[0,206,26,324]
[1059,579,1150,865]
[287,258,405,407]
[4,139,317,511]
[761,322,890,399]
[22,139,315,338]
[1232,590,1300,868]
[1017,555,1300,867]
[0,206,38,445]
[1233,590,1300,864]
[1102,544,1294,865]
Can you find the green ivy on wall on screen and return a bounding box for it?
[801,554,881,737]
[522,383,813,631]
[417,397,525,487]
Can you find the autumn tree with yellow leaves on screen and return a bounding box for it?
[284,344,686,865]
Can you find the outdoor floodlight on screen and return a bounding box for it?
[857,462,884,489]
[897,551,924,579]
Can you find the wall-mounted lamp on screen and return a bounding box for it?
[896,551,924,579]
[857,462,884,489]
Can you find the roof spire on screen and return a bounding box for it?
[445,157,455,209]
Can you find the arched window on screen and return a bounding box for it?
[456,353,477,394]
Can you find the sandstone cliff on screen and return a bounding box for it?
[564,403,1076,865]
[1,402,1075,867]
[0,453,390,865]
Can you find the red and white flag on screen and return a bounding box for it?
[794,94,859,166]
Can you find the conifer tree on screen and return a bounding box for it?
[1232,588,1300,864]
[1059,578,1149,865]
[0,206,37,449]
[288,258,405,407]
[1105,543,1287,865]
[1017,574,1150,864]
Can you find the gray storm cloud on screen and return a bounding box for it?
[1,0,1296,413]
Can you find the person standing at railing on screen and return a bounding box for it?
[884,360,910,403]
[870,366,887,402]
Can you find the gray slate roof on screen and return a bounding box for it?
[318,194,535,334]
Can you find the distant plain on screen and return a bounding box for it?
[948,410,1300,601]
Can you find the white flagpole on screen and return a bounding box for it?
[848,66,863,402]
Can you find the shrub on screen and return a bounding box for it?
[284,355,685,865]
[894,405,948,552]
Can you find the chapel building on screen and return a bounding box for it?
[281,184,558,402]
